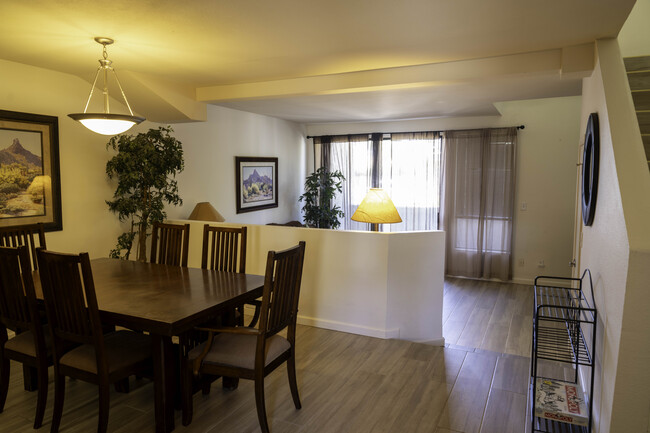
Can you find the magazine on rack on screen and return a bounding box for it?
[534,378,588,426]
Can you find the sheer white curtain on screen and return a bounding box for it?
[441,128,517,280]
[316,132,442,232]
[381,132,442,231]
[328,135,373,230]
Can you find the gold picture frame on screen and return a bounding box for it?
[0,110,62,231]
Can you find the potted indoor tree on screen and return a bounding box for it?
[298,167,345,229]
[105,126,184,261]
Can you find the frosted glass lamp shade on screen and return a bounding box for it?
[69,113,144,135]
[351,188,402,225]
[188,202,225,222]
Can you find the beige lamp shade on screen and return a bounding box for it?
[188,202,225,222]
[351,188,402,224]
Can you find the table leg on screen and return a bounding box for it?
[152,334,175,433]
[222,308,239,390]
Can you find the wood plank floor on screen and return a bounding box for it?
[0,278,534,432]
[443,277,534,358]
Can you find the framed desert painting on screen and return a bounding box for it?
[235,156,278,213]
[0,110,62,231]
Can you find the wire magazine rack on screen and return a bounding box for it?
[530,269,597,433]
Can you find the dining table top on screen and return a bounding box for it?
[33,257,266,337]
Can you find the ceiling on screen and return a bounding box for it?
[0,0,636,124]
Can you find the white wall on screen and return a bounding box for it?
[579,38,650,433]
[307,96,582,283]
[0,59,130,257]
[171,219,446,343]
[167,105,306,225]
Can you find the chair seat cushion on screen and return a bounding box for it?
[188,332,290,370]
[3,326,52,358]
[59,330,151,374]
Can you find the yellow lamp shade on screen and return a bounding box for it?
[351,188,402,224]
[188,202,225,222]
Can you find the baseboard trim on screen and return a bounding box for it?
[511,277,535,285]
[243,304,402,339]
[246,307,443,342]
[410,337,445,346]
[297,315,401,340]
[447,274,534,286]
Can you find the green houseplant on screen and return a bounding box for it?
[105,126,184,261]
[298,167,345,229]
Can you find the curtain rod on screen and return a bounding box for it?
[306,125,525,139]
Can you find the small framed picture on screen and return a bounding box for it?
[0,110,62,231]
[235,156,278,213]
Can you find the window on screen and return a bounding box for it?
[312,126,517,280]
[316,132,442,232]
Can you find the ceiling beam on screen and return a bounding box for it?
[197,44,594,104]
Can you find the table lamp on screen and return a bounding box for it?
[188,202,225,222]
[351,188,402,231]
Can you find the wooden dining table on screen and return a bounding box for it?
[34,257,265,433]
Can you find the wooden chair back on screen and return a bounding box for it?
[258,241,306,338]
[0,223,46,270]
[150,222,190,267]
[201,225,247,273]
[0,246,41,334]
[36,250,104,356]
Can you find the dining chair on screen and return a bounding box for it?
[150,221,190,267]
[36,249,152,433]
[201,224,261,327]
[0,223,47,271]
[177,225,252,399]
[0,246,51,429]
[181,241,306,432]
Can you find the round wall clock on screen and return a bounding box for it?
[581,113,599,226]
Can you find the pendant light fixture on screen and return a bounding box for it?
[68,37,145,135]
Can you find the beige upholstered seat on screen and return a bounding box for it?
[59,330,151,375]
[182,241,306,433]
[187,333,290,370]
[3,326,51,358]
[37,249,152,433]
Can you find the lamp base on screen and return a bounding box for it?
[371,223,379,232]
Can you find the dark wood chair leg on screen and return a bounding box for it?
[222,376,239,390]
[287,355,301,410]
[114,377,130,393]
[22,364,38,391]
[181,360,193,426]
[201,380,211,395]
[98,381,110,433]
[254,375,270,433]
[33,362,48,428]
[51,373,66,433]
[0,356,8,412]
